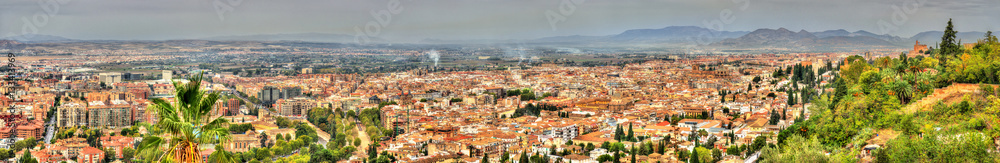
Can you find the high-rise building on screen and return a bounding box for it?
[281,86,302,98]
[87,100,132,129]
[132,101,147,124]
[227,98,240,115]
[57,101,88,127]
[259,86,281,107]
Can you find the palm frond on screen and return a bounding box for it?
[199,126,232,144]
[150,98,180,122]
[136,72,229,163]
[136,136,166,162]
[156,118,193,137]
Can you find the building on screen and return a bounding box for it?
[87,100,132,129]
[57,101,88,127]
[98,72,122,84]
[281,86,302,99]
[162,70,173,81]
[122,72,144,80]
[259,86,302,108]
[15,120,45,139]
[259,86,281,107]
[77,146,105,163]
[226,130,262,152]
[227,98,240,116]
[131,100,148,124]
[301,68,313,74]
[908,40,930,57]
[274,97,314,116]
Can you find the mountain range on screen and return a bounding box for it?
[200,33,385,43]
[1,26,992,50]
[1,34,76,43]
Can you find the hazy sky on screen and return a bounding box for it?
[1,0,997,42]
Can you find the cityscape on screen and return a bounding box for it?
[1,0,999,163]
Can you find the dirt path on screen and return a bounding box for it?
[353,119,372,150]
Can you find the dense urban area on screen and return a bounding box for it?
[1,20,999,163]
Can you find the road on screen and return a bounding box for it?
[300,119,331,147]
[744,151,761,163]
[229,90,269,114]
[221,78,368,149]
[44,117,55,144]
[227,87,330,146]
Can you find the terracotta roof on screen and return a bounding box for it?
[79,146,104,155]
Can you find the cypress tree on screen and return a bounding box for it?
[615,125,624,141]
[631,147,637,163]
[519,151,529,163]
[939,18,960,65]
[626,124,634,141]
[690,148,700,163]
[501,151,509,163]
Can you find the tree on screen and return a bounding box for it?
[597,154,613,162]
[18,150,37,163]
[626,124,635,141]
[500,151,510,163]
[677,149,689,161]
[726,146,741,156]
[0,148,13,161]
[481,154,489,163]
[12,137,37,151]
[711,148,722,162]
[615,125,624,141]
[612,152,621,163]
[136,73,236,163]
[689,147,700,163]
[630,147,636,163]
[939,18,960,66]
[123,147,136,163]
[519,151,530,163]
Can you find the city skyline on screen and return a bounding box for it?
[1,0,998,42]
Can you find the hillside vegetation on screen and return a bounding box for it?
[761,19,1000,162]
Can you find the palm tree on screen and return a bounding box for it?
[137,73,235,163]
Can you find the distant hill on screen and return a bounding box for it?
[709,28,899,49]
[607,26,749,42]
[529,26,749,45]
[908,31,989,45]
[0,34,75,43]
[201,33,385,43]
[809,29,906,44]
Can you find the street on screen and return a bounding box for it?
[44,117,55,144]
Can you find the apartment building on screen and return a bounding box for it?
[57,102,88,127]
[275,97,313,116]
[87,100,132,129]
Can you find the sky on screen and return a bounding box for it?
[1,0,997,42]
